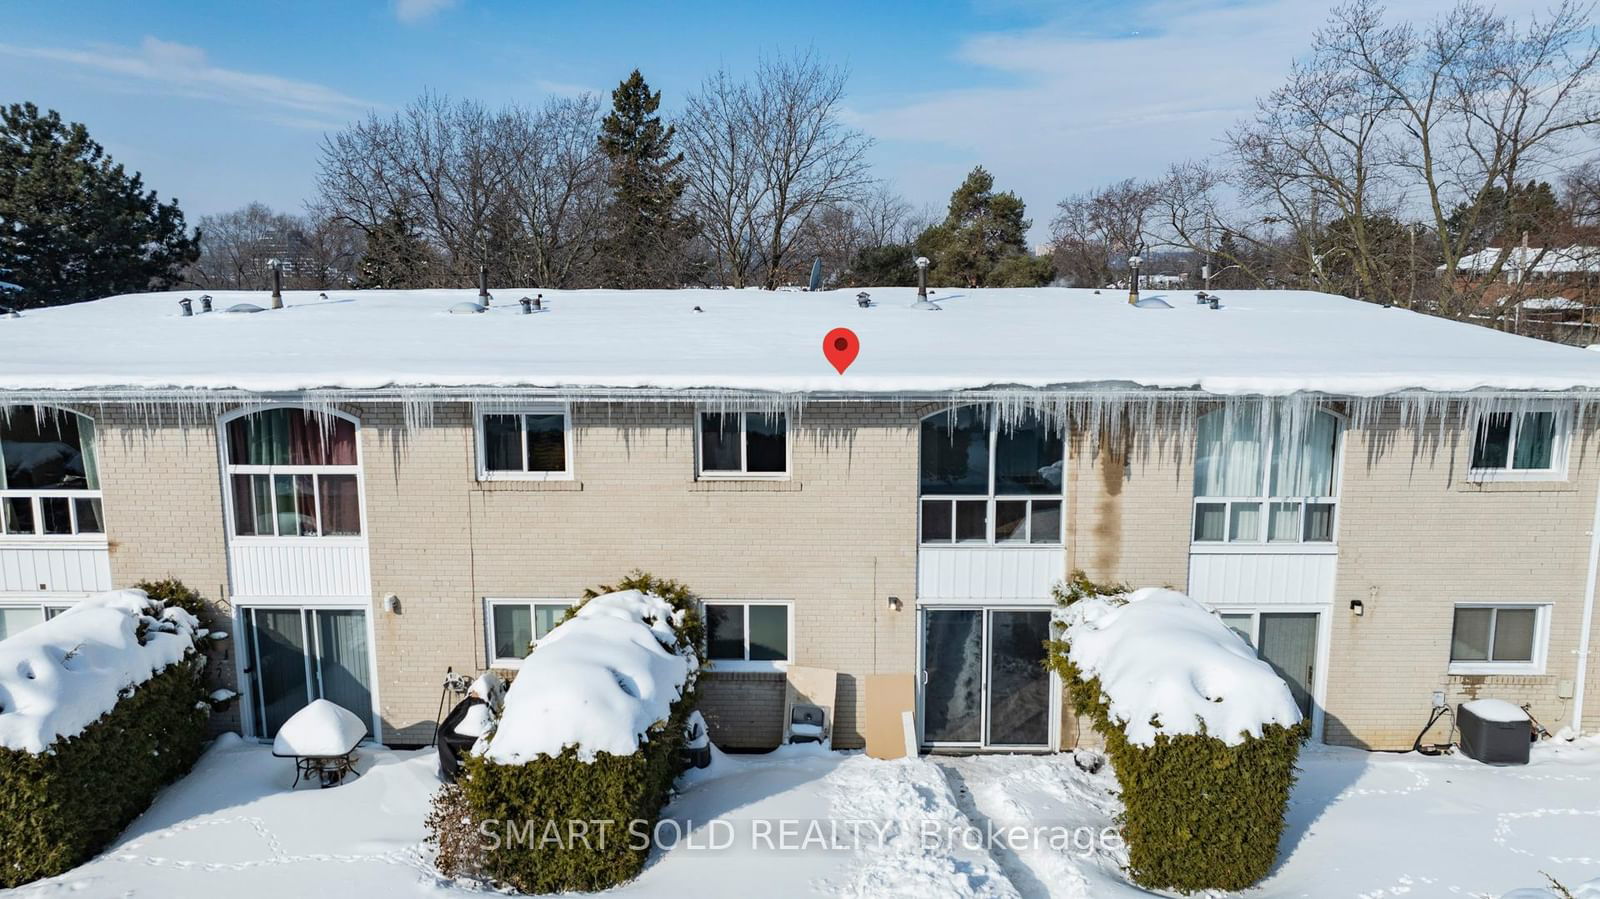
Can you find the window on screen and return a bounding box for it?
[484,599,573,667]
[1193,406,1341,545]
[1450,604,1548,673]
[0,408,105,538]
[697,411,788,478]
[704,601,791,668]
[224,409,363,538]
[1469,408,1566,479]
[0,602,71,640]
[919,407,1064,545]
[477,405,573,480]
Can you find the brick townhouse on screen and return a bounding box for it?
[2,286,1598,752]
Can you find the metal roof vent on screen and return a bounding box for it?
[449,302,486,315]
[225,303,266,314]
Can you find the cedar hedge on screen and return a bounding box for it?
[1048,573,1306,893]
[436,571,702,893]
[0,654,208,886]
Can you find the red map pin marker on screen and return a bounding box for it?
[823,328,860,374]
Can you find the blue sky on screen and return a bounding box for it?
[0,0,1490,241]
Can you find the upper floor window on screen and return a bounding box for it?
[477,405,573,481]
[0,408,104,538]
[697,411,788,478]
[1469,407,1567,480]
[225,408,362,538]
[919,407,1064,545]
[1193,406,1341,545]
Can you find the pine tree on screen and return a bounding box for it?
[0,103,199,307]
[914,166,1043,287]
[356,207,433,289]
[597,70,692,289]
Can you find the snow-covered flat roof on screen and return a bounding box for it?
[4,286,1600,398]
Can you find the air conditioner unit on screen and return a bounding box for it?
[1457,699,1531,765]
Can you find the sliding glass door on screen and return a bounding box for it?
[922,607,1054,749]
[244,607,374,740]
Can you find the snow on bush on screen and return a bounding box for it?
[0,589,201,754]
[484,589,695,763]
[1056,586,1302,745]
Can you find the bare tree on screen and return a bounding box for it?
[1049,178,1157,288]
[315,92,609,288]
[1229,16,1403,302]
[188,203,360,290]
[1321,0,1600,315]
[680,52,874,288]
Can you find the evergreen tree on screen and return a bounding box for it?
[0,103,198,307]
[356,207,433,289]
[845,243,918,287]
[1447,180,1566,248]
[914,166,1044,287]
[597,70,692,288]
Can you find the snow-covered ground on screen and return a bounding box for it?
[8,734,1600,898]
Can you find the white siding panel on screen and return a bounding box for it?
[0,545,113,594]
[1186,551,1337,607]
[918,547,1065,601]
[229,542,371,599]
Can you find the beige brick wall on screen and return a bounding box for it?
[48,397,1600,754]
[1325,411,1600,748]
[92,406,240,733]
[359,401,920,748]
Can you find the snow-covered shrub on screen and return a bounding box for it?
[0,589,211,886]
[1048,573,1307,893]
[444,573,702,894]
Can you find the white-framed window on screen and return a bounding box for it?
[1192,406,1342,545]
[476,404,574,481]
[484,598,575,667]
[696,411,789,479]
[1,407,105,539]
[919,406,1065,545]
[223,408,364,539]
[1468,406,1569,481]
[1449,603,1550,675]
[0,601,72,640]
[704,600,792,670]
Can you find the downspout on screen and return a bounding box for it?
[1573,469,1600,737]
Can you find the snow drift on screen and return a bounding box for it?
[1056,587,1303,746]
[0,589,201,753]
[484,589,695,763]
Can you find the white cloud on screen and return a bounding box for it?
[393,0,460,24]
[0,36,374,128]
[855,0,1548,239]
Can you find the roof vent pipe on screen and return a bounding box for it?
[1209,295,1221,310]
[269,259,283,309]
[910,257,941,310]
[479,265,490,305]
[519,297,532,315]
[178,298,193,317]
[200,295,213,314]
